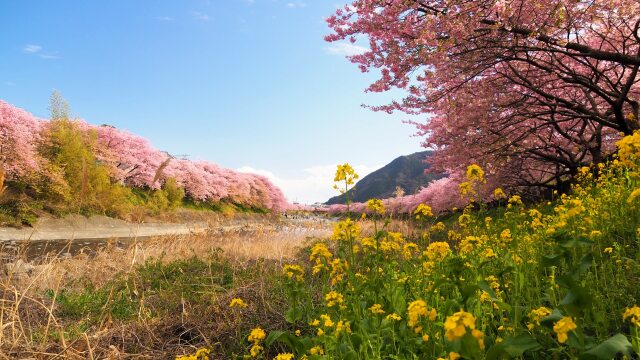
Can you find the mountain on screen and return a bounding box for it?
[325,151,445,205]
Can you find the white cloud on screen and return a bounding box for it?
[23,44,42,53]
[38,53,61,59]
[286,2,307,8]
[325,42,368,56]
[191,11,210,21]
[156,16,174,21]
[238,164,380,205]
[22,44,61,59]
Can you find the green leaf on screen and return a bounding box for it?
[336,343,357,360]
[486,333,542,359]
[579,334,634,359]
[540,309,564,327]
[559,236,593,248]
[541,253,565,267]
[285,307,303,323]
[265,330,306,353]
[560,286,592,315]
[578,253,594,274]
[265,330,288,347]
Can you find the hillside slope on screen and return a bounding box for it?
[325,151,444,205]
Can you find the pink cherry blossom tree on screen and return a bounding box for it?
[327,0,640,192]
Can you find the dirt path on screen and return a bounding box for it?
[0,213,334,261]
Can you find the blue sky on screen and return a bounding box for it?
[0,0,424,203]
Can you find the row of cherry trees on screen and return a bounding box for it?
[0,100,289,211]
[327,0,640,210]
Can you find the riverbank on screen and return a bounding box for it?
[0,212,334,358]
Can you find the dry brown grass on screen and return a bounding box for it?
[0,217,333,359]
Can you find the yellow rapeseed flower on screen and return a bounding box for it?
[333,163,359,192]
[229,298,247,308]
[459,181,474,196]
[248,328,266,344]
[310,243,332,262]
[407,300,437,327]
[325,291,345,307]
[424,241,451,262]
[414,203,433,219]
[366,198,385,215]
[331,218,360,241]
[336,320,351,335]
[616,132,640,167]
[628,188,640,204]
[481,248,497,259]
[309,346,324,355]
[529,307,551,327]
[444,310,476,341]
[431,221,446,232]
[369,303,386,315]
[553,317,577,343]
[386,313,402,321]
[274,353,294,360]
[508,195,523,207]
[466,164,485,182]
[249,344,263,358]
[320,314,334,327]
[623,305,640,327]
[176,348,211,360]
[458,214,472,227]
[282,264,304,281]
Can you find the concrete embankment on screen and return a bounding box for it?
[0,214,209,242]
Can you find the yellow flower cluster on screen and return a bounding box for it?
[247,327,266,358]
[366,198,385,215]
[386,313,402,321]
[616,131,640,168]
[369,303,385,315]
[414,203,433,219]
[273,353,294,360]
[424,241,451,262]
[459,181,474,196]
[331,218,360,241]
[333,163,359,192]
[325,290,345,307]
[458,214,472,227]
[443,310,477,341]
[283,264,305,282]
[466,164,485,182]
[309,346,324,355]
[527,306,551,329]
[628,188,640,204]
[265,140,640,358]
[175,348,210,360]
[229,298,248,309]
[553,317,577,343]
[407,300,437,328]
[309,242,332,274]
[623,305,640,327]
[431,221,446,232]
[248,327,266,343]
